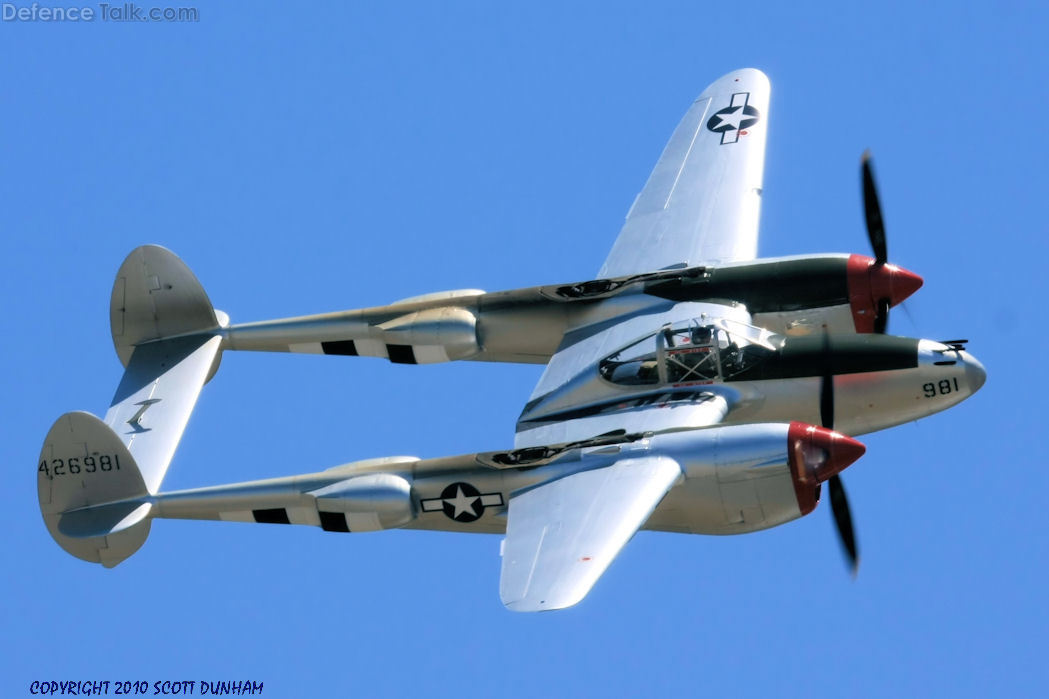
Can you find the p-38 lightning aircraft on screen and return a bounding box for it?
[38,69,985,611]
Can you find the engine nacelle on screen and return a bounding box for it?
[690,254,923,335]
[654,421,864,534]
[310,473,415,532]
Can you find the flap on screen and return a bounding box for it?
[499,456,682,612]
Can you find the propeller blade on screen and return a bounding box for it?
[862,151,887,265]
[819,328,834,428]
[819,329,859,575]
[828,474,859,574]
[873,297,890,334]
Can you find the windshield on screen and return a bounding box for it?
[598,333,660,385]
[599,318,780,386]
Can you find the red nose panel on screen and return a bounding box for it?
[846,254,924,332]
[787,422,866,515]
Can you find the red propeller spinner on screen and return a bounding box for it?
[846,254,923,333]
[787,422,866,516]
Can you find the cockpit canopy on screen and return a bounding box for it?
[599,318,782,386]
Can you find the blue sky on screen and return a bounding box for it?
[3,2,1047,696]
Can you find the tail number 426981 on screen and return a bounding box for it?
[38,454,121,480]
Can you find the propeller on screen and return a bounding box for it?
[827,476,858,574]
[873,298,890,335]
[862,151,893,335]
[819,329,860,575]
[862,150,887,265]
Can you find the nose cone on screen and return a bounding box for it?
[809,425,867,482]
[788,422,867,516]
[788,422,867,483]
[960,350,987,393]
[885,264,924,306]
[846,255,924,332]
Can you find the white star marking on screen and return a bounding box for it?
[713,106,749,131]
[446,486,479,519]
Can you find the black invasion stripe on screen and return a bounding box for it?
[321,340,358,356]
[386,344,417,364]
[253,508,290,524]
[318,511,350,532]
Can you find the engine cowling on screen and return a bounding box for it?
[654,421,865,534]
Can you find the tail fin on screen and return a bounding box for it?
[39,246,225,566]
[110,244,226,367]
[38,412,152,567]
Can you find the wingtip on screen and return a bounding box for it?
[502,596,582,613]
[728,67,769,84]
[700,68,770,98]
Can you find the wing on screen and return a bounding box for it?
[499,455,682,612]
[598,68,770,278]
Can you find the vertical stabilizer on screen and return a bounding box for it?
[110,245,223,367]
[38,412,151,567]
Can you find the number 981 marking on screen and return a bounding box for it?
[923,378,960,398]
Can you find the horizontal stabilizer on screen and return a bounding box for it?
[105,334,222,494]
